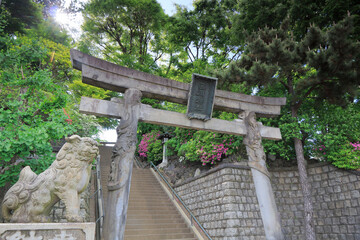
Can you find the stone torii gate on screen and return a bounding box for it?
[70,49,286,240]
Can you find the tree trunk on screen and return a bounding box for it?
[292,107,316,240]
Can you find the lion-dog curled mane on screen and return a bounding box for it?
[1,135,99,223]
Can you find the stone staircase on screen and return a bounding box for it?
[124,168,198,240]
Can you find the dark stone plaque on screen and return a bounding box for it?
[187,73,217,121]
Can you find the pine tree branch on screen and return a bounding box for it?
[280,80,290,91]
[294,85,317,111]
[0,159,25,175]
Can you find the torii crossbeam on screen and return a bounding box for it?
[70,49,286,240]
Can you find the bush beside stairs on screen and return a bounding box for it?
[124,167,198,240]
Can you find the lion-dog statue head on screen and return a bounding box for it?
[1,135,99,223]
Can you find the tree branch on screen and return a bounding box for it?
[0,159,25,175]
[280,80,290,91]
[186,45,195,62]
[294,85,317,111]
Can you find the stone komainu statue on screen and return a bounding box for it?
[1,135,99,223]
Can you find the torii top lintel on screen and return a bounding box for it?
[70,49,286,117]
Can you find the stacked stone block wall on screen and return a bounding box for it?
[174,163,265,240]
[272,163,360,240]
[174,163,360,240]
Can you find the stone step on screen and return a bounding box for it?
[126,213,184,220]
[130,183,161,187]
[124,232,195,240]
[128,204,176,211]
[128,199,173,203]
[131,176,157,179]
[125,227,192,235]
[128,207,178,215]
[124,168,197,240]
[126,217,185,225]
[128,204,175,210]
[129,189,167,194]
[129,195,172,200]
[125,223,188,230]
[130,185,164,188]
[128,197,172,202]
[129,196,171,201]
[128,200,173,205]
[127,212,182,218]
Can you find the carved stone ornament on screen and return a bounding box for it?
[103,88,142,240]
[1,135,99,223]
[107,89,142,191]
[243,112,270,178]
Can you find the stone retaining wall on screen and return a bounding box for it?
[174,163,360,240]
[273,164,360,240]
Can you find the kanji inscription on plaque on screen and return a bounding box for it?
[187,73,217,121]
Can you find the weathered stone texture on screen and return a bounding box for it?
[50,187,91,223]
[1,135,98,223]
[175,166,265,239]
[0,223,95,240]
[174,163,360,239]
[272,163,360,240]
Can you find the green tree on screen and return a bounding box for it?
[27,18,72,46]
[0,29,106,186]
[218,15,360,239]
[306,101,360,169]
[0,35,77,186]
[167,0,237,67]
[81,0,167,71]
[1,0,43,34]
[232,0,360,41]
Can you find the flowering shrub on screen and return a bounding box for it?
[313,142,360,170]
[176,131,244,166]
[198,142,230,165]
[62,108,72,124]
[327,143,360,170]
[350,142,360,150]
[138,130,162,162]
[312,144,327,158]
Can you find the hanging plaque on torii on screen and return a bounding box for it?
[70,49,286,240]
[187,73,217,121]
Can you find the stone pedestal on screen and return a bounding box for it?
[0,223,95,240]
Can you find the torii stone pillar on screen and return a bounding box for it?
[70,49,288,240]
[103,88,142,240]
[243,112,284,240]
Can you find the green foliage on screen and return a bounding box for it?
[81,0,167,71]
[1,0,43,34]
[0,70,76,186]
[232,0,360,42]
[167,128,196,155]
[167,0,235,64]
[0,33,101,186]
[138,130,162,163]
[216,15,360,170]
[167,128,245,166]
[324,144,360,169]
[26,18,72,46]
[307,102,360,169]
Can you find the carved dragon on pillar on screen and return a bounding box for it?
[243,111,270,178]
[107,89,142,191]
